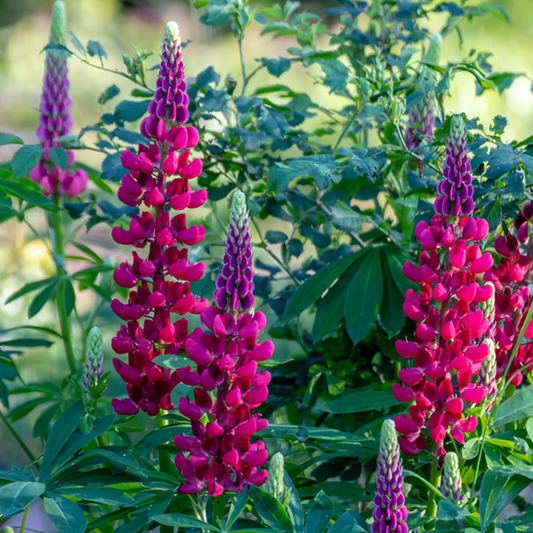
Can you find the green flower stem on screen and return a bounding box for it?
[504,384,516,431]
[213,495,225,525]
[49,194,76,374]
[157,411,173,533]
[20,504,30,533]
[425,442,442,522]
[0,411,37,466]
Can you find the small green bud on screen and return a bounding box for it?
[165,21,181,46]
[479,282,495,322]
[379,95,405,126]
[50,1,67,46]
[1,527,15,533]
[265,453,292,509]
[442,452,465,505]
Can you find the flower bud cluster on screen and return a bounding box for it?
[442,451,465,505]
[372,419,408,533]
[30,1,88,197]
[394,215,494,457]
[111,22,208,418]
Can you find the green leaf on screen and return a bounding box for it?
[0,178,59,210]
[344,249,383,345]
[98,84,120,105]
[463,438,481,460]
[49,147,69,170]
[153,513,222,532]
[114,100,149,122]
[69,32,86,55]
[283,251,365,321]
[0,338,53,348]
[40,400,85,483]
[227,487,249,530]
[151,354,192,369]
[260,57,291,78]
[62,279,76,317]
[437,500,471,520]
[304,491,334,533]
[44,491,87,533]
[284,472,304,533]
[480,470,531,531]
[316,390,399,414]
[0,132,24,146]
[43,43,73,59]
[481,199,502,232]
[329,203,364,232]
[11,144,43,179]
[33,402,60,438]
[58,487,134,505]
[71,241,103,263]
[379,251,405,338]
[251,486,293,533]
[87,40,107,65]
[28,278,61,318]
[492,389,533,427]
[312,260,361,342]
[327,511,367,533]
[0,481,46,517]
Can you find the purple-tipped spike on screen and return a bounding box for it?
[434,115,474,217]
[213,191,255,313]
[372,420,409,533]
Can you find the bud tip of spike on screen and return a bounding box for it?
[50,1,67,46]
[165,21,181,45]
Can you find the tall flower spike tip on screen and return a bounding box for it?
[265,452,291,508]
[84,326,104,389]
[372,420,408,533]
[434,115,474,217]
[213,191,255,313]
[30,0,88,198]
[406,33,441,153]
[442,452,465,505]
[479,338,497,408]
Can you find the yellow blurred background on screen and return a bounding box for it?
[0,0,532,467]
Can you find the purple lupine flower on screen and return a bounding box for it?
[442,452,465,505]
[213,191,255,312]
[372,419,409,533]
[30,1,88,198]
[434,115,474,217]
[140,21,189,141]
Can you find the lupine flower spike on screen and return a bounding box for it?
[174,191,273,496]
[30,1,88,197]
[81,327,105,432]
[406,33,442,166]
[265,452,292,509]
[111,21,208,417]
[372,419,409,533]
[434,115,474,217]
[442,452,465,505]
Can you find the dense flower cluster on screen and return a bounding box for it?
[484,203,533,386]
[174,192,272,496]
[394,214,494,457]
[30,1,88,198]
[372,419,408,533]
[433,116,474,217]
[111,22,207,417]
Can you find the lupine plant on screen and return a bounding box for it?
[2,1,533,533]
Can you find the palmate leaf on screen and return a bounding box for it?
[344,248,383,345]
[283,250,366,322]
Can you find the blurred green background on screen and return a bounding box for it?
[0,0,532,468]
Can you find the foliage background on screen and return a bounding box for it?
[0,0,532,485]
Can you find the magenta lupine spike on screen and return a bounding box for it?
[140,21,189,140]
[29,1,88,198]
[173,197,272,496]
[110,22,208,418]
[213,191,255,312]
[372,420,409,533]
[434,115,475,217]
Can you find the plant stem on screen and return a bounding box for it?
[157,411,173,533]
[425,443,441,522]
[49,195,76,374]
[213,494,225,526]
[238,35,247,96]
[20,504,30,533]
[0,411,37,465]
[504,384,516,431]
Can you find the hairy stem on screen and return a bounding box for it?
[49,195,76,374]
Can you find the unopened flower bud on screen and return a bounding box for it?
[479,338,497,408]
[442,452,465,505]
[83,326,104,390]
